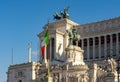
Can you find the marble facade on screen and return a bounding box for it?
[7,17,120,82]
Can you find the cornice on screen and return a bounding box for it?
[8,62,40,70]
[80,16,120,27]
[80,27,120,38]
[66,19,79,26]
[38,17,120,39]
[38,29,57,39]
[38,19,78,38]
[49,18,78,28]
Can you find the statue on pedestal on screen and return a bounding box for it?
[66,26,80,46]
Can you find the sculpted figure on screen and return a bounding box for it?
[55,74,59,82]
[66,29,73,45]
[62,7,70,18]
[53,12,62,20]
[79,74,89,82]
[83,74,89,82]
[66,26,80,46]
[53,7,70,20]
[107,58,117,73]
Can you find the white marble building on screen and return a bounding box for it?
[7,17,120,82]
[38,17,120,63]
[37,17,120,82]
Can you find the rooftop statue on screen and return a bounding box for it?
[53,7,70,20]
[66,26,80,46]
[53,12,62,20]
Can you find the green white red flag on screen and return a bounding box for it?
[41,30,49,56]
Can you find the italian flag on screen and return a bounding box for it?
[41,30,49,57]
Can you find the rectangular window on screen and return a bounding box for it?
[18,72,23,77]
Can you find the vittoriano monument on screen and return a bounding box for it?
[53,7,70,20]
[7,7,120,82]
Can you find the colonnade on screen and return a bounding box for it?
[80,33,120,60]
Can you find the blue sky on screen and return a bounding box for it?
[0,0,120,82]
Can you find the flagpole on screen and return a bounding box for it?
[45,45,52,82]
[41,20,52,82]
[48,59,50,82]
[43,43,46,64]
[47,59,52,82]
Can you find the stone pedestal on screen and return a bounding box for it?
[64,45,89,82]
[65,45,84,65]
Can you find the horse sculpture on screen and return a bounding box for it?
[53,7,70,20]
[66,26,80,46]
[61,7,69,19]
[53,12,62,20]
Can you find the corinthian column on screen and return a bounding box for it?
[93,37,95,60]
[82,39,84,50]
[99,37,101,59]
[104,35,107,57]
[116,33,119,56]
[87,38,90,60]
[110,35,113,50]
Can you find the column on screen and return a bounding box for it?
[104,35,107,57]
[116,33,119,56]
[87,38,90,60]
[66,71,68,82]
[59,73,62,82]
[110,35,113,50]
[93,37,95,60]
[82,39,84,50]
[110,34,113,56]
[98,37,101,59]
